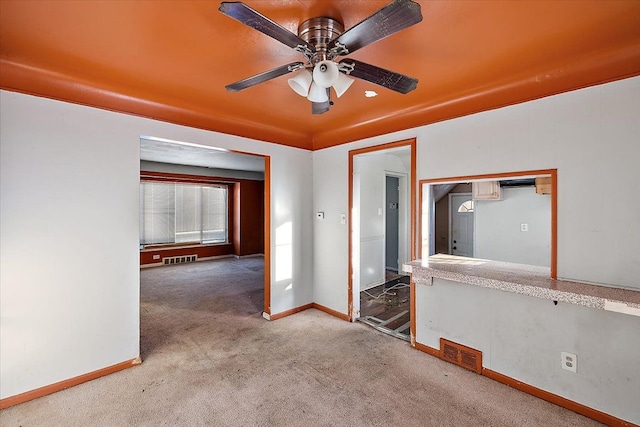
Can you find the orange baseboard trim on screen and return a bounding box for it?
[268,303,314,321]
[0,356,142,410]
[312,303,351,322]
[414,341,440,357]
[413,341,637,427]
[266,302,350,322]
[482,369,638,427]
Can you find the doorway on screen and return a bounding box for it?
[139,136,271,358]
[349,139,416,341]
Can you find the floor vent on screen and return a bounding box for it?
[440,338,482,374]
[163,255,198,265]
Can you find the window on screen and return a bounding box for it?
[140,181,228,246]
[457,200,474,213]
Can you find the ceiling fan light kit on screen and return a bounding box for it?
[288,69,313,97]
[333,72,355,98]
[312,60,340,88]
[219,0,422,114]
[307,81,330,103]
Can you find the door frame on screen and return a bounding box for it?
[348,138,416,322]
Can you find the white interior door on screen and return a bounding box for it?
[449,193,474,257]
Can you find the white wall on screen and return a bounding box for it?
[312,75,640,422]
[4,74,635,407]
[0,90,313,399]
[417,77,640,289]
[354,153,409,290]
[416,279,640,424]
[475,186,551,266]
[314,76,640,320]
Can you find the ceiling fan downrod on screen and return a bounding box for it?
[296,16,354,96]
[297,17,344,64]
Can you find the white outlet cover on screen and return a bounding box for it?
[561,352,577,373]
[520,223,529,232]
[316,212,324,220]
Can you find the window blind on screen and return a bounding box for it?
[140,182,227,245]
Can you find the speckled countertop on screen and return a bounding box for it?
[406,254,640,316]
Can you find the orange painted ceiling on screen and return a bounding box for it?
[1,1,639,150]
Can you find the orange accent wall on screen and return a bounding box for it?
[233,180,265,256]
[140,244,235,265]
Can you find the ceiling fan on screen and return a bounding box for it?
[219,0,423,114]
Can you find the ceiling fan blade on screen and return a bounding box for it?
[219,2,315,56]
[340,59,418,94]
[328,0,422,56]
[225,62,305,92]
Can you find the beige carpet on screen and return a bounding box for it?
[0,258,602,426]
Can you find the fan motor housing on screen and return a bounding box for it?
[298,17,344,61]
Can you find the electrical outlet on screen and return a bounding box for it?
[520,223,529,232]
[316,212,324,220]
[340,213,346,225]
[561,352,577,373]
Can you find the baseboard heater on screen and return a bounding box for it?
[440,338,482,374]
[163,255,198,265]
